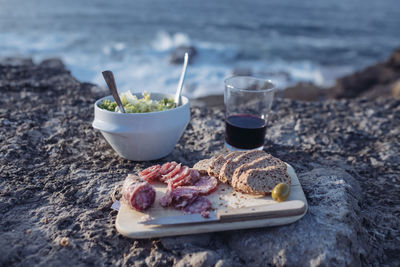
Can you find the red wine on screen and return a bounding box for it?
[225,114,267,149]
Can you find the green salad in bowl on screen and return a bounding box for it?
[98,91,176,113]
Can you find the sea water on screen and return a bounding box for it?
[0,0,399,98]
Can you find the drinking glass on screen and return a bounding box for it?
[224,76,276,151]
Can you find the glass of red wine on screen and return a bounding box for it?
[224,76,276,151]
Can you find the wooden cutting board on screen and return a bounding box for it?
[116,163,307,239]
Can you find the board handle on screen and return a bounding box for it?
[217,200,306,222]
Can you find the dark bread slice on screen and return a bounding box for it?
[210,151,243,183]
[192,158,214,175]
[234,165,291,195]
[231,154,286,189]
[219,150,266,184]
[208,155,226,178]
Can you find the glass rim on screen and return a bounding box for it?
[224,75,276,93]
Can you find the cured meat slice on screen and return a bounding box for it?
[167,166,190,188]
[160,161,177,175]
[121,174,156,211]
[186,175,218,195]
[159,162,171,175]
[190,169,201,183]
[139,165,161,182]
[159,187,199,208]
[139,162,202,186]
[172,169,200,187]
[160,163,182,182]
[182,196,211,216]
[139,165,160,176]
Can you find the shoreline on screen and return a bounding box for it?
[1,46,399,108]
[192,47,400,107]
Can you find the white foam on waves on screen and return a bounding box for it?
[0,31,351,99]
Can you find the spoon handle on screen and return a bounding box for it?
[102,70,126,113]
[174,53,189,106]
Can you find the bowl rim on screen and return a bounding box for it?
[94,92,190,116]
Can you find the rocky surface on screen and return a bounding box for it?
[278,82,327,102]
[282,48,400,101]
[328,47,400,99]
[1,58,399,266]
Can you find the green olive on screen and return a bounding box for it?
[271,183,290,202]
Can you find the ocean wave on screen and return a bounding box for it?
[0,31,353,98]
[151,31,191,51]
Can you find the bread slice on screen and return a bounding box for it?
[208,155,226,178]
[231,154,286,188]
[209,151,243,182]
[233,165,291,195]
[219,150,266,184]
[192,158,214,175]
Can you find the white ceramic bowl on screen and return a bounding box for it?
[92,92,190,161]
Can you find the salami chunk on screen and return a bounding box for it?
[122,174,156,211]
[182,196,211,215]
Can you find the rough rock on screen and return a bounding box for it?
[328,48,400,99]
[391,79,400,99]
[0,58,399,266]
[282,47,400,101]
[175,251,218,267]
[280,82,327,101]
[228,168,364,266]
[169,45,197,64]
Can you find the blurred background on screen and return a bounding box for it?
[1,0,399,98]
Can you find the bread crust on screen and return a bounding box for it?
[194,151,290,195]
[193,158,214,175]
[234,165,291,195]
[210,151,242,182]
[219,150,266,184]
[231,155,286,189]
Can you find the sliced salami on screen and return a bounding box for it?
[122,174,156,211]
[160,161,178,175]
[139,165,161,182]
[173,169,200,187]
[160,163,182,182]
[159,162,171,175]
[159,186,199,208]
[182,196,211,215]
[168,166,190,187]
[134,162,217,216]
[186,175,218,195]
[190,169,201,184]
[139,165,160,176]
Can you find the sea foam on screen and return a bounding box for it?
[0,31,351,98]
